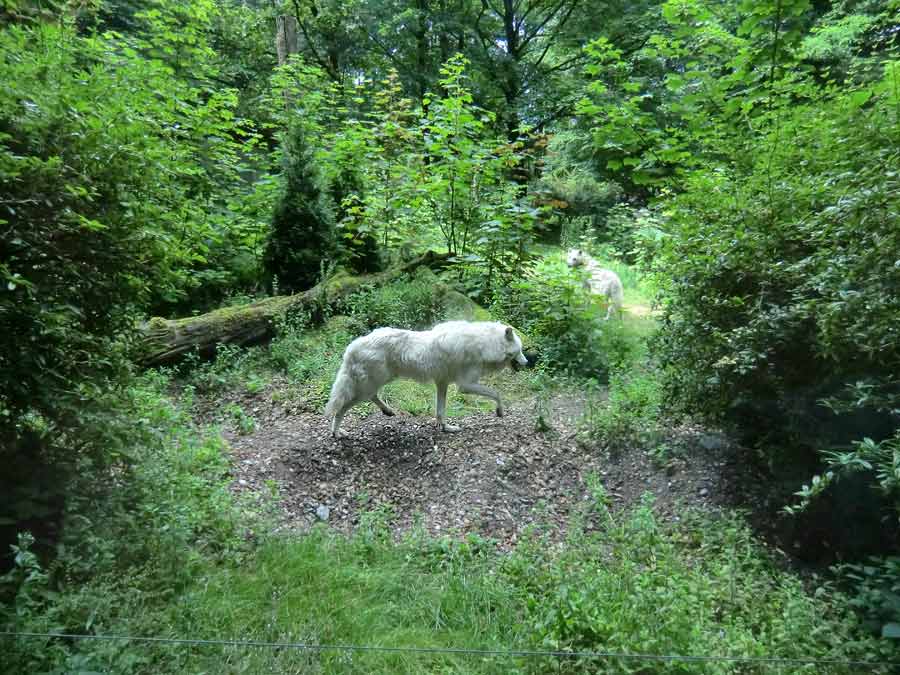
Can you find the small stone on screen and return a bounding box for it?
[316,505,330,521]
[699,488,709,497]
[698,433,727,451]
[238,479,248,487]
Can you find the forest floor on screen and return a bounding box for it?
[194,379,778,552]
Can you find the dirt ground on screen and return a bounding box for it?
[197,380,773,550]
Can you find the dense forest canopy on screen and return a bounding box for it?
[2,0,900,671]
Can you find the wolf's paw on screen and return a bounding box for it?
[332,429,349,440]
[496,406,505,418]
[441,423,461,433]
[381,407,397,417]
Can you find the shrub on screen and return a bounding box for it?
[580,365,664,449]
[651,72,900,450]
[0,18,243,554]
[833,555,900,642]
[0,372,256,673]
[506,494,897,672]
[269,315,359,405]
[342,270,447,331]
[328,165,382,275]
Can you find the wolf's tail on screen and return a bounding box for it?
[324,363,354,418]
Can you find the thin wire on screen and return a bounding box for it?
[1,631,895,668]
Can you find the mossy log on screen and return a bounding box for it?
[136,251,451,367]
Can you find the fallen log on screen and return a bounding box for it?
[136,251,451,367]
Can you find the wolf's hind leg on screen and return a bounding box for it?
[371,393,396,416]
[436,381,460,432]
[457,381,504,417]
[331,401,355,439]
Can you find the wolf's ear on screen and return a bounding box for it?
[505,326,515,341]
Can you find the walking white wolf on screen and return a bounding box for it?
[566,249,624,320]
[325,321,528,438]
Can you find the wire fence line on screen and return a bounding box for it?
[1,630,896,669]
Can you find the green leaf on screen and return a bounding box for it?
[848,89,872,109]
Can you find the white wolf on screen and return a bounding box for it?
[566,249,624,320]
[325,321,528,438]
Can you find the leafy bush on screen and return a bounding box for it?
[577,0,900,537]
[8,491,892,673]
[180,343,268,395]
[328,166,382,275]
[833,556,900,641]
[649,62,900,452]
[1,372,255,673]
[0,16,245,551]
[343,270,448,331]
[505,490,896,672]
[269,315,359,405]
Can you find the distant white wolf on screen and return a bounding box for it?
[566,249,625,320]
[325,321,528,438]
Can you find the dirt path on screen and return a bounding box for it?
[204,384,765,548]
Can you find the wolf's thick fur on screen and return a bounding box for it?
[325,321,528,438]
[566,249,624,320]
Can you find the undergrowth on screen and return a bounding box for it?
[3,449,894,673]
[1,371,267,673]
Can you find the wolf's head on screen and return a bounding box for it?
[503,326,528,371]
[566,248,587,268]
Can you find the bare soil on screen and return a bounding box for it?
[197,381,771,549]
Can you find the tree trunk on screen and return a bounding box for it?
[135,251,451,368]
[275,15,299,66]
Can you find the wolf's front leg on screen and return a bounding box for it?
[457,381,504,417]
[435,381,460,432]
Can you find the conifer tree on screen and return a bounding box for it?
[263,123,335,293]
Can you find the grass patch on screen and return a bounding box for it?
[6,479,895,673]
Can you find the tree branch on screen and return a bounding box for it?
[519,0,578,55]
[291,0,340,81]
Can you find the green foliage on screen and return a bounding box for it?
[180,343,267,395]
[7,490,892,673]
[262,122,336,293]
[578,0,900,437]
[225,403,257,435]
[269,315,358,407]
[1,372,256,673]
[343,270,447,331]
[580,366,665,449]
[575,0,900,553]
[420,55,539,295]
[0,11,254,545]
[508,496,894,672]
[649,71,899,441]
[536,159,624,240]
[270,54,538,295]
[833,556,900,640]
[328,165,382,274]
